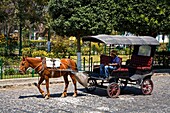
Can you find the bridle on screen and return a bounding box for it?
[20,58,46,74]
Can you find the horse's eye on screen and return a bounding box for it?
[22,63,25,66]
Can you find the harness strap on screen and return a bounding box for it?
[33,58,45,74]
[38,58,46,74]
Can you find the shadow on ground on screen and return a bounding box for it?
[78,86,143,98]
[19,92,86,99]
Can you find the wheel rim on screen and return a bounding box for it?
[107,83,120,98]
[141,79,153,95]
[86,78,96,92]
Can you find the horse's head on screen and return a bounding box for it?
[19,57,30,75]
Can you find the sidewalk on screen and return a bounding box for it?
[0,69,169,88]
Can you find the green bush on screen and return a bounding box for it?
[32,50,48,57]
[4,68,16,75]
[22,47,32,57]
[47,52,55,58]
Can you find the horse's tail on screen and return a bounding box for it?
[74,62,78,72]
[71,59,78,72]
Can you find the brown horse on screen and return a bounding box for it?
[19,57,78,99]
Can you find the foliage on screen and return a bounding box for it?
[22,47,32,57]
[0,34,5,44]
[0,56,20,66]
[51,35,70,58]
[114,0,170,36]
[48,0,170,37]
[32,50,48,57]
[30,40,47,43]
[91,43,104,55]
[4,68,16,75]
[0,34,18,55]
[0,0,49,40]
[46,52,55,58]
[48,0,116,37]
[157,43,168,51]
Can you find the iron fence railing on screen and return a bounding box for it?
[0,52,169,79]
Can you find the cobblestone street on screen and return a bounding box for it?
[0,74,170,113]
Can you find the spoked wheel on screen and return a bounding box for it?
[117,79,128,90]
[141,79,153,95]
[107,82,120,98]
[85,78,97,92]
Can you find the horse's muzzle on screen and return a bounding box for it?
[19,70,25,75]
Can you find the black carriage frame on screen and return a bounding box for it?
[81,34,159,98]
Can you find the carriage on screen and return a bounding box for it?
[19,34,159,99]
[78,34,160,98]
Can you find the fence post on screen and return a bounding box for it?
[0,59,2,79]
[83,57,85,71]
[90,57,93,72]
[32,69,34,77]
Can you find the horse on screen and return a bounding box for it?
[19,57,78,99]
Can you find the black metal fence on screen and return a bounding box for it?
[153,51,170,69]
[0,51,169,79]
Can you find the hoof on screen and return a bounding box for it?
[45,95,49,99]
[61,93,67,98]
[41,93,45,98]
[73,94,77,97]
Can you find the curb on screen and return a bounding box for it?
[0,77,68,89]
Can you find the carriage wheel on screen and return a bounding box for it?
[107,82,120,98]
[85,78,97,92]
[141,79,153,95]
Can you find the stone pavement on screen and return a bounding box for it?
[0,69,169,88]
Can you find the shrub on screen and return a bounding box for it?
[22,47,32,57]
[32,50,48,57]
[4,68,16,75]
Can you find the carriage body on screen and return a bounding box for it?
[79,35,159,98]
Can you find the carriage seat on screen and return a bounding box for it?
[93,54,111,69]
[128,55,153,70]
[93,54,128,73]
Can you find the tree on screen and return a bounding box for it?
[51,35,70,58]
[113,0,170,37]
[0,0,50,55]
[48,0,116,70]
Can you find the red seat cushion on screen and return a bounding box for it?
[129,55,152,70]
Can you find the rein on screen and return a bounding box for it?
[26,58,46,74]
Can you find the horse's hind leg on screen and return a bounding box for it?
[37,76,45,97]
[61,74,69,97]
[44,75,50,99]
[70,74,77,97]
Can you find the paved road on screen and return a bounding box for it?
[0,74,170,113]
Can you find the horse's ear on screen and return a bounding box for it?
[22,57,25,61]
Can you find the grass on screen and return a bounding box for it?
[70,54,130,63]
[1,74,39,79]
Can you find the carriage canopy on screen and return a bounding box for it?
[82,34,159,45]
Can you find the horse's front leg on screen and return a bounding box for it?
[44,75,50,99]
[36,76,45,97]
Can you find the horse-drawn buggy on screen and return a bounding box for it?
[19,34,159,99]
[80,34,159,98]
